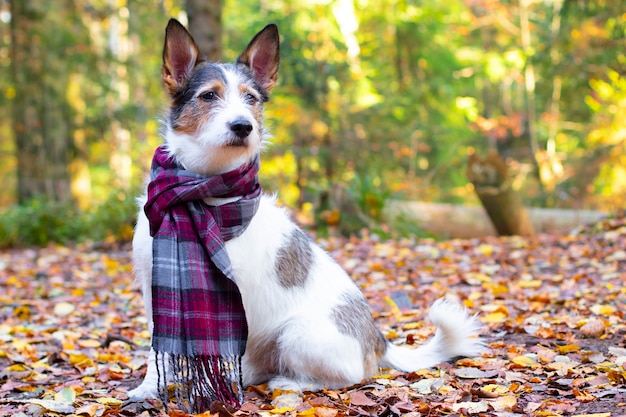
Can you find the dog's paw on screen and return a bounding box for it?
[268,376,323,393]
[127,382,159,401]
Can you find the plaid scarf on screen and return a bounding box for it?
[144,145,261,413]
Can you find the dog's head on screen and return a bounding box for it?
[160,19,279,176]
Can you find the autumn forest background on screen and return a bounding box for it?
[0,0,624,246]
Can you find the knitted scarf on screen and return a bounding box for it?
[144,145,261,413]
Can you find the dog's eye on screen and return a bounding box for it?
[244,93,258,104]
[200,91,216,101]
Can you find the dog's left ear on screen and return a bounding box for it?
[237,24,280,95]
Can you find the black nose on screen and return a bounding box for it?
[229,120,253,138]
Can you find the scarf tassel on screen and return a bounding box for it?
[156,351,244,414]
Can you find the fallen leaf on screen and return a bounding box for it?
[349,391,378,407]
[489,395,517,411]
[590,304,616,316]
[54,302,76,316]
[511,355,539,368]
[451,400,489,413]
[96,397,124,406]
[28,399,76,413]
[54,387,76,404]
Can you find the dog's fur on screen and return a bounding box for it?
[128,19,484,399]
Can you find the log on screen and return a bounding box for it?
[466,151,535,237]
[382,201,606,239]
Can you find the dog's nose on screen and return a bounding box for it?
[229,120,253,138]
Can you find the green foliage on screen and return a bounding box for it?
[0,191,137,248]
[0,200,84,247]
[0,0,624,245]
[349,173,390,222]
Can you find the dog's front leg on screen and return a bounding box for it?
[128,348,162,400]
[129,210,164,400]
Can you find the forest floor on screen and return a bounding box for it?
[0,215,625,417]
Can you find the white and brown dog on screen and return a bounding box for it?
[129,19,484,399]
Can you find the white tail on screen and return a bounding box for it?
[381,298,485,372]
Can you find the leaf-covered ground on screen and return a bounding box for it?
[1,216,625,417]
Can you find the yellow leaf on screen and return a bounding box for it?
[104,257,121,275]
[96,397,124,406]
[385,330,399,339]
[463,298,475,308]
[477,244,494,256]
[482,312,508,323]
[590,304,616,316]
[270,407,294,414]
[557,344,581,354]
[14,305,31,320]
[464,272,491,285]
[481,384,509,395]
[518,279,542,289]
[69,353,94,368]
[511,355,538,368]
[484,282,509,295]
[384,296,403,322]
[77,339,101,348]
[5,364,28,372]
[62,340,77,350]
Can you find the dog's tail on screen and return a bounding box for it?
[380,298,485,372]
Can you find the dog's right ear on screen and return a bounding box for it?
[162,19,204,96]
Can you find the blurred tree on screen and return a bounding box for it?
[10,1,75,204]
[186,0,222,60]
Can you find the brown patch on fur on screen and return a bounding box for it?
[244,328,283,383]
[172,104,207,136]
[171,81,226,136]
[239,84,252,96]
[332,292,388,376]
[201,81,225,100]
[275,228,313,288]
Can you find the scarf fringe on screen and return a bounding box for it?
[155,351,244,414]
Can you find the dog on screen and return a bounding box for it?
[128,19,484,400]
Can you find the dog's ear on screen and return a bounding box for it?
[237,24,280,95]
[162,19,204,96]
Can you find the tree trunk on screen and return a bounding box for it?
[467,151,535,237]
[10,0,73,204]
[185,0,222,61]
[10,0,71,203]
